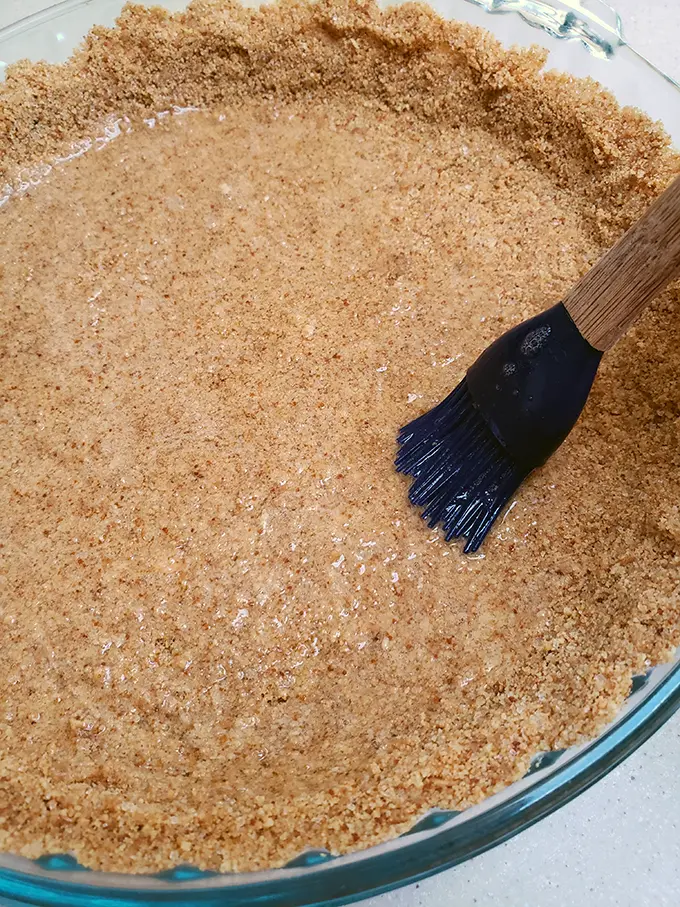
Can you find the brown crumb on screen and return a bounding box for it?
[1,0,679,875]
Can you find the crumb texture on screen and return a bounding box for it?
[1,0,679,874]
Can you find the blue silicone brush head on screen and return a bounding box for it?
[396,303,603,552]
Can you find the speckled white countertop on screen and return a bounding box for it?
[1,1,680,905]
[369,6,680,904]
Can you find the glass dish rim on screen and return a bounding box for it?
[1,1,680,903]
[2,660,680,905]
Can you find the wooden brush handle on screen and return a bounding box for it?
[563,175,680,351]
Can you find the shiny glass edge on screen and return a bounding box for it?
[1,662,678,905]
[1,0,679,904]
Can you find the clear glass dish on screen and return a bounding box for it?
[1,1,679,904]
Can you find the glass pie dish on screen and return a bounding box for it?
[1,1,679,904]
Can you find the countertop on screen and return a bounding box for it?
[1,1,680,905]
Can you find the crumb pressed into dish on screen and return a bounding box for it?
[1,0,679,874]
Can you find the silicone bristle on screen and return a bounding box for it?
[395,378,529,552]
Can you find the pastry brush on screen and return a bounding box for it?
[396,174,680,552]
